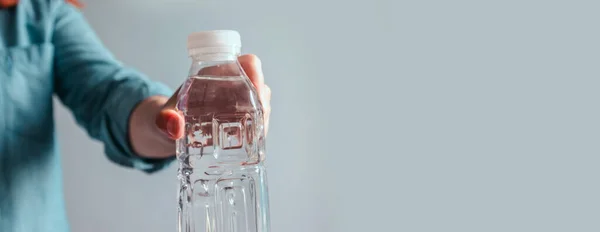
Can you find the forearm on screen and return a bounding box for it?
[129,96,175,159]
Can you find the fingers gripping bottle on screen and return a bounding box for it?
[176,30,271,232]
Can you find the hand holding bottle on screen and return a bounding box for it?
[157,54,271,141]
[128,54,271,159]
[168,30,272,232]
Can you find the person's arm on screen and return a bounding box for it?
[51,1,271,173]
[51,1,174,173]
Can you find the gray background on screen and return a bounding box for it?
[54,0,600,231]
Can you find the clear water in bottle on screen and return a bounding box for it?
[176,30,271,232]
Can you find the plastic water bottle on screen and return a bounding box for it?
[176,30,271,232]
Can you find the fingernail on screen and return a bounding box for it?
[166,117,177,138]
[255,58,263,74]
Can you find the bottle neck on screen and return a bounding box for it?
[188,49,243,77]
[188,46,241,62]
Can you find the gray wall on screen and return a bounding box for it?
[56,0,600,231]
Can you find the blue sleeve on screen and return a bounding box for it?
[51,1,175,173]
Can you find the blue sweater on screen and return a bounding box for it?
[0,0,174,231]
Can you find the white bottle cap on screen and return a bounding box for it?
[187,30,241,57]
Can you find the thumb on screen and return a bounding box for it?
[156,85,185,140]
[156,109,185,140]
